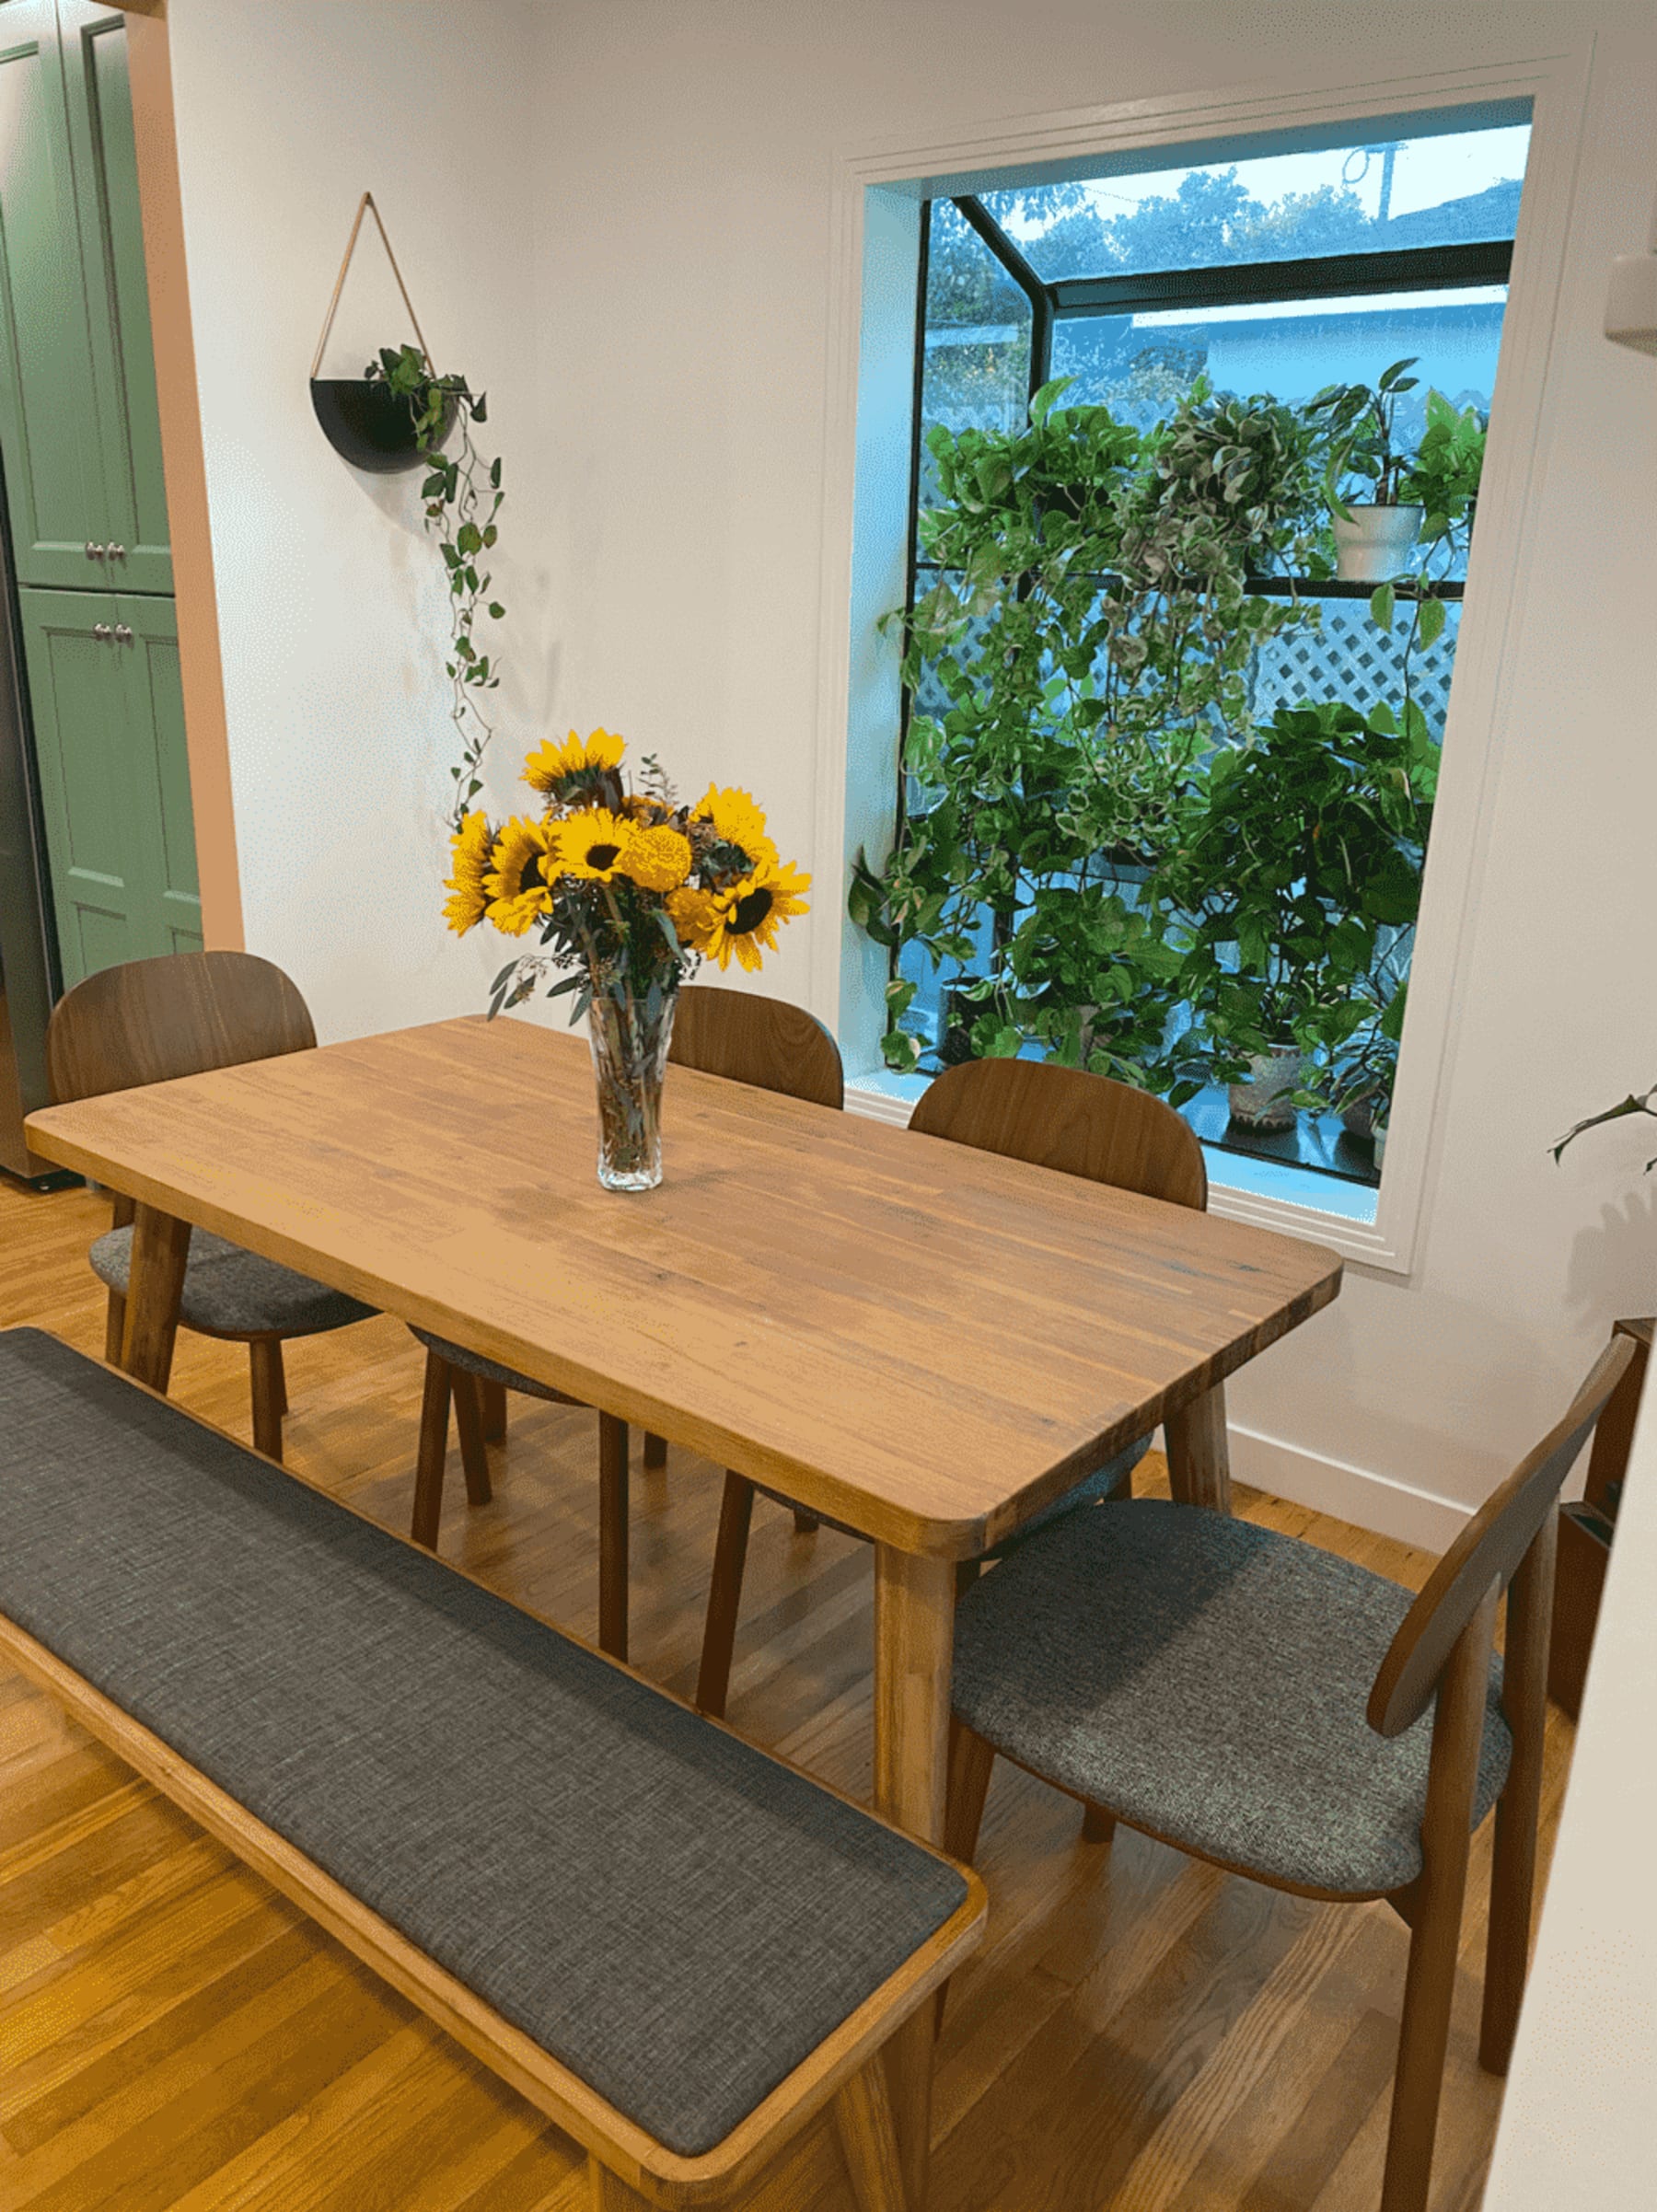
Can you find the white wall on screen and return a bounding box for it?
[166,0,547,1042]
[166,0,1656,1530]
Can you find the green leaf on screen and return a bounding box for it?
[1369,583,1396,632]
[1416,596,1447,650]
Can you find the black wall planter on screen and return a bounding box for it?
[309,378,454,475]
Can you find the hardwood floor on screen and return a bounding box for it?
[0,1175,1560,2211]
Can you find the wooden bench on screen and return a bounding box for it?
[0,1328,984,2208]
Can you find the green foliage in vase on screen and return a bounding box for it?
[366,343,505,829]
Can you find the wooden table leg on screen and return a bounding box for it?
[597,1413,629,1662]
[873,1544,955,2211]
[1165,1378,1232,1513]
[119,1204,191,1392]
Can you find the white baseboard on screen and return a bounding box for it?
[1224,1422,1471,1552]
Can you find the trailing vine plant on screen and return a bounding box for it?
[367,344,505,829]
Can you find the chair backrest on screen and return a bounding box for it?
[1367,1335,1639,1738]
[668,983,843,1110]
[909,1056,1207,1211]
[47,952,316,1106]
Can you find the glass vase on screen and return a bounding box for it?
[587,986,677,1192]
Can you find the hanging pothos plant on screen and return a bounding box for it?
[366,343,505,830]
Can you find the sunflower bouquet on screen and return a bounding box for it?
[442,727,810,1187]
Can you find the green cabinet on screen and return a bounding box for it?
[0,0,170,593]
[19,585,199,988]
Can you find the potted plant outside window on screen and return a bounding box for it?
[1314,356,1427,582]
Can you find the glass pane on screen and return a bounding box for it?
[918,199,1031,496]
[980,121,1531,282]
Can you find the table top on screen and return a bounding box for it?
[27,1016,1342,1557]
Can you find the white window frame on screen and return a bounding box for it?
[808,49,1592,1276]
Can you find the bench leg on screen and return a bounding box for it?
[120,1204,191,1393]
[249,1339,285,1463]
[586,2156,653,2209]
[599,1413,629,1662]
[104,1285,128,1365]
[451,1370,493,1507]
[643,1430,667,1470]
[836,2058,907,2212]
[411,1353,452,1550]
[696,1472,757,1719]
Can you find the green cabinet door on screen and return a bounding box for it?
[18,585,197,988]
[59,1,171,595]
[0,0,109,589]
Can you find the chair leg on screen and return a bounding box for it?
[451,1370,493,1508]
[1082,1801,1118,1845]
[249,1339,285,1463]
[479,1376,507,1442]
[935,1719,997,2032]
[104,1286,128,1365]
[1480,1508,1559,2074]
[1379,1585,1497,2212]
[411,1353,452,1550]
[643,1430,667,1470]
[598,1413,629,1662]
[696,1472,756,1719]
[792,1505,820,1535]
[835,2057,907,2212]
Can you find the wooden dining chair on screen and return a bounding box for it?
[406,985,844,1655]
[943,1336,1637,2212]
[46,951,377,1463]
[693,1054,1209,1721]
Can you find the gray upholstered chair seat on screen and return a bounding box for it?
[409,1326,577,1403]
[953,1498,1512,1896]
[754,1434,1151,1550]
[90,1224,376,1340]
[0,1329,968,2159]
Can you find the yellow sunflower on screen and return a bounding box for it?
[554,807,638,883]
[701,859,811,972]
[665,885,721,953]
[620,824,693,895]
[442,811,495,936]
[485,816,560,936]
[523,726,626,795]
[693,783,777,870]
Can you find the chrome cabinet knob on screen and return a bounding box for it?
[113,623,133,644]
[92,622,111,641]
[85,540,103,560]
[110,543,126,560]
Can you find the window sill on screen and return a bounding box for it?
[843,1072,1402,1272]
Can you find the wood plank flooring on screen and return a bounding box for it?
[0,1175,1558,2211]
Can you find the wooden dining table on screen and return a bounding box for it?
[25,1012,1341,2196]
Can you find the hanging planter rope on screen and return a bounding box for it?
[308,192,454,472]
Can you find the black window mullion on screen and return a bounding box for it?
[952,194,1054,401]
[1049,237,1512,320]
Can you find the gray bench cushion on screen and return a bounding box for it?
[91,1224,376,1340]
[953,1497,1511,1896]
[0,1330,967,2156]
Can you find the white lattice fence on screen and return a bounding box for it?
[1252,599,1462,738]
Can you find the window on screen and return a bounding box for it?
[850,118,1530,1205]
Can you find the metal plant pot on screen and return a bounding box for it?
[1331,503,1425,583]
[1373,1118,1388,1171]
[1228,1044,1305,1131]
[309,378,454,475]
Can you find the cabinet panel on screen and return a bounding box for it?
[0,1,108,588]
[119,592,198,950]
[60,1,170,593]
[17,585,197,985]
